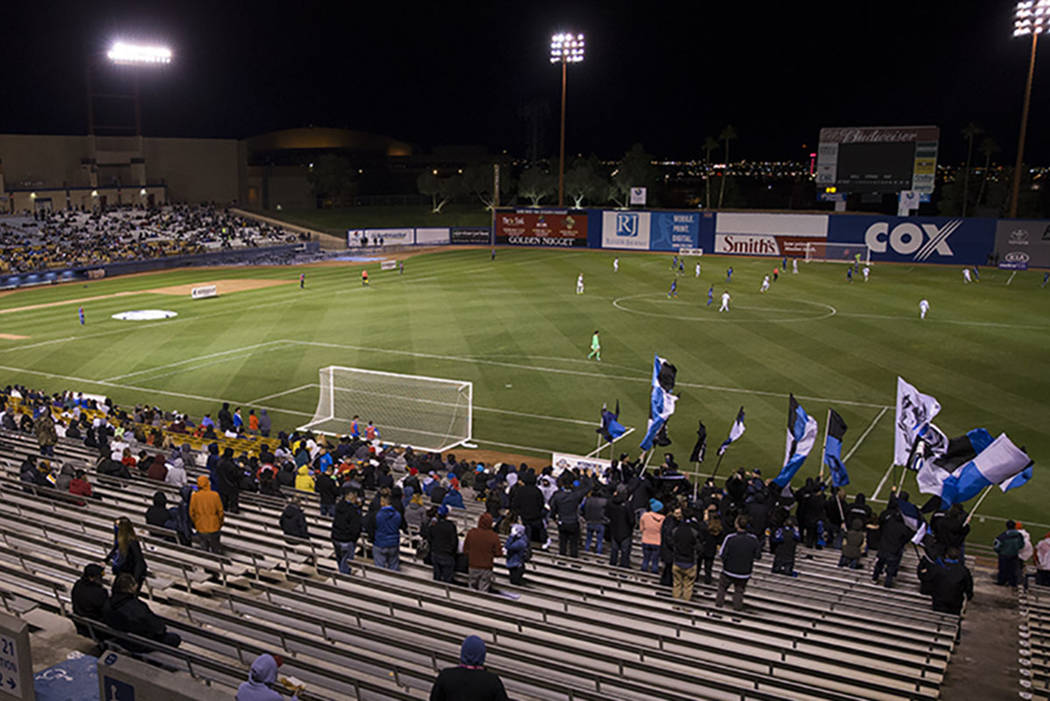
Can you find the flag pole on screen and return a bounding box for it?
[818,408,830,482]
[711,451,726,481]
[964,485,995,527]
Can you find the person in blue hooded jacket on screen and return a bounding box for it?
[441,483,465,510]
[236,653,299,701]
[372,495,402,571]
[430,635,507,701]
[504,523,529,585]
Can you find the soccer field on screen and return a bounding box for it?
[0,248,1045,542]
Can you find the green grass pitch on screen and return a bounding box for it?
[0,249,1045,543]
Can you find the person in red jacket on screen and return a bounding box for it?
[464,512,502,593]
[69,469,93,505]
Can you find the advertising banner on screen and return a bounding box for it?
[827,215,995,265]
[650,212,701,251]
[494,209,587,247]
[601,211,651,250]
[347,228,414,246]
[994,219,1050,268]
[713,234,822,257]
[415,227,450,245]
[550,452,611,477]
[713,212,828,257]
[450,226,492,244]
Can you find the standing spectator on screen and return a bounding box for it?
[373,495,402,571]
[510,472,548,549]
[582,486,608,555]
[549,474,592,558]
[218,402,233,433]
[429,635,508,701]
[280,497,309,542]
[671,507,700,601]
[295,465,316,493]
[639,499,665,574]
[697,504,723,585]
[429,505,459,582]
[716,515,761,611]
[1036,532,1050,586]
[605,486,634,569]
[331,489,362,574]
[189,475,225,553]
[34,408,58,457]
[217,448,242,514]
[464,512,502,592]
[872,507,911,589]
[920,547,974,614]
[659,504,682,587]
[770,516,801,576]
[108,517,147,587]
[71,564,108,636]
[247,409,259,435]
[172,486,195,547]
[103,573,181,650]
[316,467,337,517]
[839,519,865,569]
[258,409,271,438]
[504,523,529,585]
[994,520,1025,587]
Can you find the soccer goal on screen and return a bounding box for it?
[803,242,871,265]
[298,366,473,452]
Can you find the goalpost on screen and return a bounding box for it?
[298,366,473,452]
[803,242,871,265]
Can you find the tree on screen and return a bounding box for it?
[463,162,513,210]
[718,125,737,209]
[702,136,719,209]
[564,156,608,208]
[610,143,656,207]
[517,165,557,206]
[960,122,982,217]
[975,137,1000,211]
[306,154,355,206]
[416,172,463,213]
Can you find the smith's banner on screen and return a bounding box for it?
[495,209,587,247]
[714,213,828,257]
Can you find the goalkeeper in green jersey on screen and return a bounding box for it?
[588,330,601,361]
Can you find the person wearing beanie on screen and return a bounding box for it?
[549,472,593,558]
[504,523,529,585]
[429,505,459,583]
[236,652,300,701]
[464,512,502,592]
[639,499,665,573]
[994,519,1025,587]
[429,634,508,701]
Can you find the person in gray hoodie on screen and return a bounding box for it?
[236,653,299,701]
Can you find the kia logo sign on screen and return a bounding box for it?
[1004,251,1030,263]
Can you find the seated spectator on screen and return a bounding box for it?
[429,635,508,701]
[102,573,181,651]
[109,517,148,587]
[56,463,76,491]
[442,482,465,510]
[236,653,300,701]
[69,469,94,504]
[280,497,309,542]
[71,564,108,636]
[145,491,177,541]
[295,465,315,492]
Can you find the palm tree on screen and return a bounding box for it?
[975,137,1000,211]
[960,122,982,217]
[717,125,737,208]
[702,136,719,208]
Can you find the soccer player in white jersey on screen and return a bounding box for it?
[576,273,584,294]
[719,290,731,312]
[919,299,930,320]
[862,265,870,282]
[760,275,770,293]
[792,258,798,274]
[613,258,619,272]
[695,262,701,277]
[962,268,972,284]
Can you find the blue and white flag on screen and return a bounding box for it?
[918,428,1033,507]
[597,401,627,443]
[824,409,849,488]
[717,407,746,456]
[773,395,818,487]
[895,377,941,466]
[639,354,677,451]
[897,498,924,534]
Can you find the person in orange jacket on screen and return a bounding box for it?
[189,475,224,553]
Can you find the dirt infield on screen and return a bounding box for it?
[454,447,548,469]
[0,333,29,340]
[145,279,296,296]
[0,291,138,316]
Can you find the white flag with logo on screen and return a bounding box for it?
[894,377,941,466]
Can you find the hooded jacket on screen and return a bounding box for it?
[429,636,508,701]
[145,491,175,532]
[236,653,296,701]
[549,476,592,526]
[56,463,75,492]
[373,505,402,548]
[164,460,188,488]
[189,475,224,534]
[331,500,362,543]
[294,466,316,493]
[504,524,529,569]
[280,502,309,540]
[464,513,502,570]
[604,492,634,542]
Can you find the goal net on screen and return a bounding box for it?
[803,242,871,265]
[298,366,472,452]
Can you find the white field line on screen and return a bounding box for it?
[247,384,315,405]
[835,311,1047,330]
[129,343,294,384]
[1007,271,1017,285]
[871,463,896,502]
[103,341,287,382]
[282,339,890,409]
[842,406,889,464]
[473,438,558,455]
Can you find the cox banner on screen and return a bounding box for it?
[714,212,828,257]
[827,215,996,265]
[450,226,491,244]
[995,220,1050,269]
[495,209,587,247]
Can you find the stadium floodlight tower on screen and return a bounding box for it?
[90,40,172,137]
[1009,1,1048,218]
[107,41,173,65]
[550,31,585,208]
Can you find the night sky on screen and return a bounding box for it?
[2,0,1046,164]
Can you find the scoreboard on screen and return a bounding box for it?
[816,126,939,196]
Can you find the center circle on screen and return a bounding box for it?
[111,309,179,321]
[612,293,836,323]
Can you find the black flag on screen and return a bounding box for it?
[689,421,707,463]
[654,424,672,447]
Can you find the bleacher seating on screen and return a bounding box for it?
[1020,584,1050,700]
[0,405,965,700]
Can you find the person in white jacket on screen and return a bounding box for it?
[1035,532,1050,586]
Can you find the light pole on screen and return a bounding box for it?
[1009,1,1046,218]
[550,32,584,208]
[99,41,173,135]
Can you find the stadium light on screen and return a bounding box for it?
[107,41,172,65]
[1009,1,1047,217]
[550,32,585,208]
